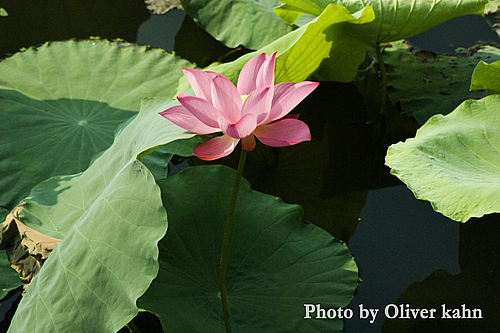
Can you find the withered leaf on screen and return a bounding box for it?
[145,0,182,14]
[0,204,61,293]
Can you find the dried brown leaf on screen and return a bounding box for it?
[0,204,61,293]
[145,0,182,14]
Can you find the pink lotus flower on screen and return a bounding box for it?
[160,52,319,161]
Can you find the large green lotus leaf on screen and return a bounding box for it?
[280,5,373,83]
[9,161,165,332]
[6,98,195,331]
[386,94,500,222]
[180,0,293,49]
[470,60,500,94]
[277,0,487,44]
[255,4,374,83]
[0,0,149,56]
[0,39,194,211]
[0,39,193,111]
[384,40,500,124]
[176,4,375,93]
[18,98,194,238]
[139,165,358,332]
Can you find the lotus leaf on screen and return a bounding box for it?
[277,0,487,44]
[386,94,500,222]
[6,98,195,332]
[176,3,375,94]
[139,165,359,332]
[180,0,293,49]
[0,39,193,211]
[470,60,500,94]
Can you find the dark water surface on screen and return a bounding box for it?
[345,186,460,332]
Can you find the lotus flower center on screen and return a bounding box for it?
[241,94,249,104]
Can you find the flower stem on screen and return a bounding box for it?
[220,148,247,333]
[375,43,387,114]
[125,320,140,333]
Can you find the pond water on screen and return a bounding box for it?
[346,185,460,332]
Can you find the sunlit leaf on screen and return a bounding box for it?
[7,99,195,332]
[139,165,359,332]
[278,0,487,44]
[273,5,304,24]
[470,60,500,94]
[176,4,375,93]
[386,94,500,222]
[485,0,500,13]
[180,0,293,49]
[275,5,374,83]
[0,39,194,211]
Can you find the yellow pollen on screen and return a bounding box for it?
[241,94,249,104]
